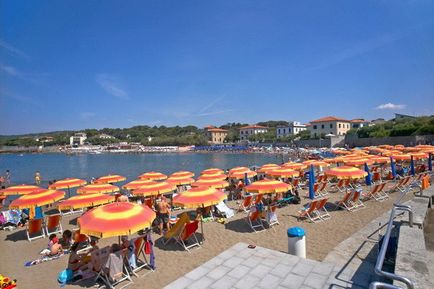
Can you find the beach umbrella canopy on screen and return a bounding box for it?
[410,156,415,176]
[390,157,397,178]
[308,165,315,200]
[170,171,195,178]
[228,170,257,179]
[325,166,368,179]
[49,178,87,190]
[192,179,229,189]
[343,158,374,167]
[229,166,250,174]
[0,184,41,196]
[9,189,65,209]
[371,156,391,164]
[78,202,156,238]
[391,154,411,161]
[166,176,195,186]
[267,168,300,178]
[257,164,280,173]
[197,174,227,181]
[201,168,224,175]
[303,160,330,168]
[94,174,126,184]
[58,193,115,210]
[138,171,168,181]
[364,163,372,186]
[172,187,226,209]
[122,179,153,190]
[282,162,307,171]
[131,181,176,197]
[77,183,119,194]
[409,152,428,160]
[245,179,291,194]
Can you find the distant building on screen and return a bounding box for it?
[350,119,370,129]
[276,121,307,138]
[70,132,87,146]
[239,125,268,141]
[394,113,416,120]
[371,118,386,125]
[205,126,228,144]
[97,133,115,139]
[36,136,54,143]
[308,116,351,137]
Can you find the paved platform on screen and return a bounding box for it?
[165,242,368,289]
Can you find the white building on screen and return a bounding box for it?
[350,119,371,129]
[239,125,268,141]
[97,133,115,139]
[276,121,307,138]
[70,133,87,146]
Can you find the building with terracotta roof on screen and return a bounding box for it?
[204,126,228,144]
[276,121,307,138]
[308,116,351,137]
[350,119,370,129]
[239,125,268,141]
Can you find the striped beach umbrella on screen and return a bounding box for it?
[9,189,65,209]
[228,170,257,179]
[229,166,250,174]
[173,187,226,209]
[267,167,299,178]
[138,171,168,181]
[77,183,119,194]
[191,179,229,189]
[49,178,87,190]
[95,174,126,184]
[122,179,153,190]
[282,162,307,171]
[409,152,428,160]
[170,171,195,178]
[197,173,227,181]
[391,154,412,161]
[58,193,115,210]
[166,176,195,186]
[257,164,280,173]
[370,156,391,164]
[343,158,374,167]
[78,202,156,238]
[201,168,224,175]
[245,179,291,194]
[303,160,329,168]
[0,184,42,196]
[132,181,176,197]
[325,166,367,179]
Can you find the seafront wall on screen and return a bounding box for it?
[345,134,434,147]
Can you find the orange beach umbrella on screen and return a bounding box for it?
[229,166,250,174]
[303,160,329,168]
[267,168,299,178]
[122,179,153,190]
[282,162,307,171]
[257,164,280,173]
[197,173,227,181]
[201,168,224,175]
[138,171,168,181]
[9,189,65,209]
[49,178,87,190]
[173,187,226,209]
[132,181,176,197]
[170,171,195,178]
[77,183,119,194]
[343,158,374,166]
[95,174,126,184]
[325,166,367,180]
[58,193,115,210]
[191,179,229,189]
[245,179,292,194]
[78,202,156,238]
[166,176,195,186]
[371,156,391,164]
[228,170,257,179]
[0,184,41,196]
[409,152,428,160]
[391,154,411,161]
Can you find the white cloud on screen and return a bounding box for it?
[0,64,18,76]
[96,74,129,100]
[375,103,406,110]
[0,39,30,60]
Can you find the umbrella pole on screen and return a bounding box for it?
[200,204,205,243]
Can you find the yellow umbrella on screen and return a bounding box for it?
[58,193,115,210]
[94,174,126,184]
[191,179,229,189]
[76,183,119,194]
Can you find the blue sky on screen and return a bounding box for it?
[1,0,434,135]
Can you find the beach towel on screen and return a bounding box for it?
[104,253,123,281]
[25,251,68,267]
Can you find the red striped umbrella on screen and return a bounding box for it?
[201,168,224,175]
[78,202,156,238]
[170,171,195,178]
[391,154,411,161]
[197,174,227,181]
[173,187,226,209]
[9,189,65,209]
[228,170,257,179]
[282,162,307,171]
[267,168,299,178]
[371,156,391,164]
[325,166,367,179]
[77,183,119,194]
[245,179,292,194]
[343,158,374,166]
[95,174,126,184]
[191,179,229,189]
[132,181,176,197]
[49,178,87,190]
[167,176,195,186]
[0,184,42,196]
[229,166,250,174]
[257,164,280,173]
[122,179,153,190]
[303,160,330,168]
[58,193,115,210]
[138,171,168,181]
[409,152,428,160]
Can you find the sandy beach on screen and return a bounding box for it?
[0,181,415,289]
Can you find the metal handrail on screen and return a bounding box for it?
[370,190,415,289]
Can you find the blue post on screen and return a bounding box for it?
[244,172,250,185]
[364,163,372,186]
[428,153,432,171]
[390,157,396,179]
[308,165,315,200]
[410,156,415,176]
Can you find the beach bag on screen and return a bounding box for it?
[144,240,151,255]
[57,269,73,286]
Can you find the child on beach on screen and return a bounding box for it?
[40,234,63,256]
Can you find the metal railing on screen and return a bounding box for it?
[369,189,415,289]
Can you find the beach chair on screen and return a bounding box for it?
[335,190,355,211]
[144,198,153,209]
[264,205,279,229]
[298,200,320,223]
[176,220,201,252]
[254,194,263,205]
[315,198,330,220]
[92,246,111,281]
[292,178,304,191]
[350,189,366,209]
[410,173,428,189]
[163,212,190,245]
[129,237,153,277]
[99,248,133,289]
[238,195,253,213]
[215,202,234,219]
[317,182,328,197]
[363,183,388,202]
[201,206,214,221]
[58,201,83,216]
[372,172,382,184]
[26,218,45,242]
[246,209,265,232]
[392,176,412,193]
[45,214,63,235]
[335,179,350,193]
[276,192,294,207]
